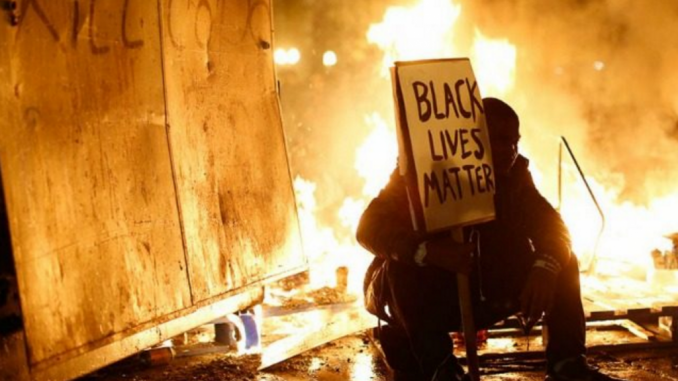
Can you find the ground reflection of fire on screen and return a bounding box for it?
[278,0,678,295]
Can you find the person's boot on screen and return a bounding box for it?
[429,354,468,381]
[373,325,422,381]
[546,355,627,381]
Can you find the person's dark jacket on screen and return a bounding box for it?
[357,155,572,308]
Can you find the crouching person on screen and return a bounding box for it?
[357,97,625,381]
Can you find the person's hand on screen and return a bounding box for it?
[519,267,557,327]
[422,237,475,274]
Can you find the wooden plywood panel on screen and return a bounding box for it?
[160,0,305,301]
[0,1,190,365]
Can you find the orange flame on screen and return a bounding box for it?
[363,0,678,283]
[367,0,462,73]
[293,0,678,297]
[293,0,520,293]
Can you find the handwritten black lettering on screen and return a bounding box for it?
[423,171,441,208]
[412,78,483,122]
[444,129,459,157]
[482,164,495,193]
[421,163,494,207]
[441,168,459,202]
[466,78,483,122]
[459,128,471,159]
[475,165,485,193]
[19,0,59,41]
[72,0,81,45]
[427,130,444,161]
[454,79,470,119]
[449,166,463,199]
[427,127,485,162]
[470,128,484,159]
[413,81,431,122]
[443,82,459,118]
[16,0,147,54]
[462,165,476,195]
[430,81,445,120]
[121,0,144,49]
[89,0,110,54]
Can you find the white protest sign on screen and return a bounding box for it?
[392,58,495,232]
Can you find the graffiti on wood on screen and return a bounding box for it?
[14,0,144,54]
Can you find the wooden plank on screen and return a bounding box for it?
[473,320,664,360]
[159,0,305,302]
[581,276,678,320]
[0,1,189,365]
[616,320,657,342]
[658,305,678,314]
[588,290,652,316]
[583,297,615,319]
[259,301,378,370]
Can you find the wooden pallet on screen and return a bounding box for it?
[581,275,678,325]
[259,274,678,366]
[468,275,678,359]
[259,300,378,370]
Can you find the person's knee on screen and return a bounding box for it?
[385,263,463,332]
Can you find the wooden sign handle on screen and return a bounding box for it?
[453,228,480,381]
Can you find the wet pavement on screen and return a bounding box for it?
[76,279,678,381]
[77,328,678,381]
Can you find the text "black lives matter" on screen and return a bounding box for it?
[412,78,495,207]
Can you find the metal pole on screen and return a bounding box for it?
[453,228,480,381]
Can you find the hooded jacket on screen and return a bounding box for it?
[357,155,573,302]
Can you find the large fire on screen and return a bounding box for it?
[287,0,678,296]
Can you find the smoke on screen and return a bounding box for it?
[467,0,678,204]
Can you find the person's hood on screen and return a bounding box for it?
[495,154,531,193]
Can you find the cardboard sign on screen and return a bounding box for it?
[391,58,495,233]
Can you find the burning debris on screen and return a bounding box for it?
[651,233,678,270]
[273,0,678,379]
[277,0,678,287]
[264,270,357,312]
